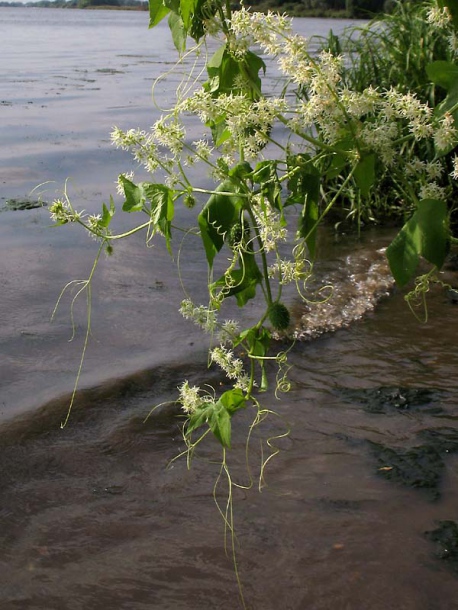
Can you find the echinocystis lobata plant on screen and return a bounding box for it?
[49,0,458,604]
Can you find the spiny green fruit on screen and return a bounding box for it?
[184,193,196,209]
[227,219,251,250]
[228,223,243,248]
[268,302,290,331]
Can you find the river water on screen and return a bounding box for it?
[1,7,458,610]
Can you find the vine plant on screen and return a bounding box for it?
[50,0,458,604]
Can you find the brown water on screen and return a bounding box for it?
[2,8,458,610]
[2,231,458,609]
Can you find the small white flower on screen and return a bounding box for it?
[179,299,217,333]
[49,198,82,224]
[450,155,458,180]
[268,258,309,284]
[152,117,185,156]
[252,200,287,252]
[418,183,446,201]
[210,346,246,382]
[193,139,213,162]
[434,112,457,152]
[218,319,240,345]
[178,381,211,414]
[427,6,452,28]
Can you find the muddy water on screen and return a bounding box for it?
[2,8,458,610]
[2,229,458,610]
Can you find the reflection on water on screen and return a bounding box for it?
[2,8,458,610]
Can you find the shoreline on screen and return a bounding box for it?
[0,4,370,18]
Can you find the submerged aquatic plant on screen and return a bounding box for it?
[50,0,458,605]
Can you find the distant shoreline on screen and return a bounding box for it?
[0,3,366,18]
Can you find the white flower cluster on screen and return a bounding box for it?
[111,127,161,174]
[405,159,444,180]
[268,258,309,284]
[451,155,458,180]
[427,6,452,28]
[434,112,458,152]
[179,298,217,333]
[178,380,212,414]
[49,198,82,224]
[49,200,112,242]
[210,346,250,390]
[229,8,292,57]
[183,91,287,159]
[418,183,447,201]
[252,197,287,252]
[340,86,379,119]
[152,116,185,156]
[218,319,240,345]
[277,34,311,83]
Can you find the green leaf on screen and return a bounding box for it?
[286,155,320,259]
[148,0,170,27]
[353,154,375,198]
[179,0,197,30]
[326,151,348,179]
[189,0,214,41]
[210,406,232,448]
[219,388,246,414]
[203,46,265,143]
[426,60,458,90]
[236,327,271,358]
[185,389,245,448]
[205,46,265,99]
[241,50,265,99]
[251,160,282,211]
[211,251,262,307]
[386,199,449,286]
[144,184,174,253]
[435,82,458,155]
[386,222,421,286]
[100,196,115,228]
[416,199,449,268]
[120,176,146,212]
[229,162,253,181]
[186,403,213,436]
[198,180,244,268]
[205,44,231,94]
[286,154,320,206]
[298,197,319,259]
[168,12,186,52]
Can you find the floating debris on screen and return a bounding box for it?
[4,198,47,211]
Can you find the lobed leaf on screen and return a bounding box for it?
[354,154,375,198]
[386,199,449,286]
[148,0,170,27]
[198,180,244,268]
[121,176,146,212]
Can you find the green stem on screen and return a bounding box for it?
[59,241,105,428]
[278,114,347,154]
[304,162,359,243]
[246,205,273,307]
